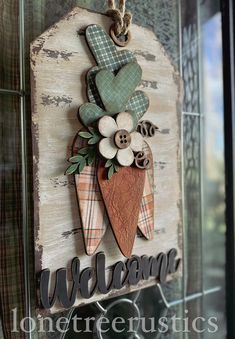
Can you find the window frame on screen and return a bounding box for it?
[222,0,235,337]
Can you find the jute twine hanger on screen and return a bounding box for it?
[106,0,132,47]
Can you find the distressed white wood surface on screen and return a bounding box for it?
[31,7,183,314]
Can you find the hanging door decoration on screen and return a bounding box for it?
[68,25,154,258]
[31,6,183,315]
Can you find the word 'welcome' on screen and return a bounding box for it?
[39,249,181,309]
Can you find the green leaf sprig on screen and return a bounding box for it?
[78,127,101,145]
[65,147,96,175]
[105,159,120,180]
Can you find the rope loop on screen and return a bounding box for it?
[107,0,132,36]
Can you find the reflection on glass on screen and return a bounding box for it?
[0,0,20,90]
[127,0,179,67]
[200,4,226,339]
[184,115,202,295]
[0,95,24,336]
[65,287,184,339]
[201,10,225,300]
[181,0,200,113]
[182,23,200,113]
[203,292,226,339]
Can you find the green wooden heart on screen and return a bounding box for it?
[79,103,107,127]
[95,62,142,114]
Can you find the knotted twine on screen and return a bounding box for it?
[106,0,132,36]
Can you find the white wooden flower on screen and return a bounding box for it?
[98,112,144,166]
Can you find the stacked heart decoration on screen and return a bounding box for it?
[66,25,157,257]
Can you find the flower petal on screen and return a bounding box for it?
[99,138,117,159]
[117,148,134,166]
[116,112,134,132]
[98,116,118,138]
[130,132,143,152]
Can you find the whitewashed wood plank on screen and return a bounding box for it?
[31,7,183,315]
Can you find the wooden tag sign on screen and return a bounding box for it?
[31,7,183,315]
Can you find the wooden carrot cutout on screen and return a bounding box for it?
[97,163,145,257]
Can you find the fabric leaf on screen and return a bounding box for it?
[79,131,93,139]
[69,155,84,163]
[87,153,96,166]
[65,163,79,175]
[105,159,113,168]
[88,135,101,145]
[78,158,86,173]
[108,165,114,180]
[78,147,90,155]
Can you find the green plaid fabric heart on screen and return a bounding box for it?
[126,90,149,121]
[88,68,149,119]
[86,24,136,108]
[82,25,149,125]
[95,62,142,114]
[86,25,135,71]
[79,103,107,127]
